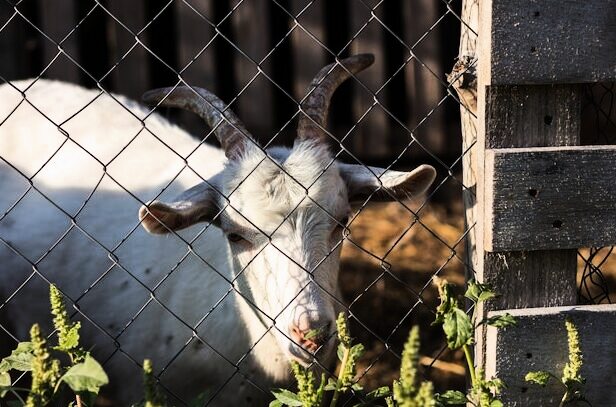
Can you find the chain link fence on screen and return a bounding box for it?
[0,1,470,405]
[578,81,616,304]
[1,0,614,406]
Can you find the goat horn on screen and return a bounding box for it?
[297,53,374,145]
[142,86,253,159]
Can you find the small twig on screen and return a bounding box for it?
[76,394,83,407]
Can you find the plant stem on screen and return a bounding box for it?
[329,346,350,407]
[463,344,477,386]
[76,394,83,407]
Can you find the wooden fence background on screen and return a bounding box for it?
[453,0,616,404]
[0,0,464,165]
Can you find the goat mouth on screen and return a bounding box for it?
[287,339,335,367]
[288,344,316,366]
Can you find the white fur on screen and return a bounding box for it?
[0,79,435,406]
[0,79,345,405]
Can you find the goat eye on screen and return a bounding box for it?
[227,233,245,243]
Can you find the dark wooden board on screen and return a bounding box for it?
[486,0,616,84]
[485,145,616,251]
[487,305,616,406]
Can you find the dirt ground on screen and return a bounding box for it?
[338,191,616,394]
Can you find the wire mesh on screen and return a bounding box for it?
[3,0,612,406]
[578,82,616,304]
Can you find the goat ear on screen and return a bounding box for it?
[138,183,220,234]
[338,163,436,205]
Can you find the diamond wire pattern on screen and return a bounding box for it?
[577,81,616,305]
[0,0,497,405]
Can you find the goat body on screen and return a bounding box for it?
[0,55,436,406]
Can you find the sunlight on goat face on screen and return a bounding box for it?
[221,141,349,365]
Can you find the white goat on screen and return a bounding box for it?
[0,54,436,406]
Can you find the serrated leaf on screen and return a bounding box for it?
[60,355,108,394]
[269,400,284,407]
[443,308,473,349]
[270,388,303,406]
[436,390,467,405]
[486,314,517,328]
[1,342,34,372]
[525,371,552,387]
[0,371,11,397]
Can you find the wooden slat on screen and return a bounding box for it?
[39,0,79,82]
[231,0,273,141]
[486,305,616,406]
[486,145,616,251]
[0,4,22,80]
[290,0,325,102]
[350,3,388,159]
[107,0,148,99]
[472,82,581,364]
[402,0,446,158]
[486,0,616,84]
[175,0,216,137]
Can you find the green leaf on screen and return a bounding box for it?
[351,382,363,391]
[1,342,34,372]
[366,386,391,400]
[58,324,81,352]
[324,378,338,391]
[0,371,11,397]
[60,355,108,394]
[269,400,284,407]
[485,314,517,328]
[350,343,365,359]
[465,280,496,304]
[443,308,473,349]
[436,390,467,405]
[434,280,457,323]
[490,400,504,407]
[525,371,552,387]
[270,388,303,406]
[337,343,345,362]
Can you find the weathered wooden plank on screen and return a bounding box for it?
[486,145,616,251]
[402,0,446,158]
[107,0,148,99]
[472,72,581,368]
[448,0,479,280]
[39,0,79,82]
[485,0,616,84]
[486,305,616,406]
[349,2,388,159]
[175,0,216,137]
[231,0,273,141]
